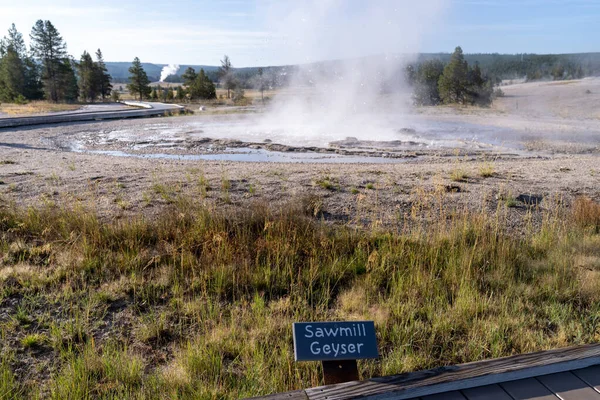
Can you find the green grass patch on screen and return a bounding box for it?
[0,195,599,398]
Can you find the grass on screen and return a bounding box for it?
[450,168,470,182]
[0,101,80,116]
[21,334,47,349]
[315,176,339,191]
[0,194,599,398]
[478,162,495,178]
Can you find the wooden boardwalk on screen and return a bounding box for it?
[251,344,600,400]
[0,102,182,129]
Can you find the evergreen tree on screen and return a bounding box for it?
[0,47,26,102]
[126,57,151,101]
[1,24,27,58]
[181,67,197,86]
[110,89,120,102]
[95,49,112,101]
[57,58,79,102]
[151,87,158,100]
[30,20,69,102]
[256,67,267,104]
[166,87,174,101]
[218,55,235,99]
[176,85,185,101]
[22,57,43,100]
[0,24,42,102]
[469,62,484,88]
[438,46,469,105]
[186,68,216,100]
[77,51,97,102]
[413,60,444,106]
[466,62,493,106]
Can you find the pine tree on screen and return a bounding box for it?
[57,58,79,102]
[1,24,27,58]
[465,62,492,106]
[438,46,469,105]
[413,60,444,106]
[218,55,235,99]
[30,20,68,102]
[151,87,158,100]
[181,67,197,86]
[166,87,174,101]
[200,69,216,100]
[0,47,26,102]
[77,51,96,102]
[0,24,41,102]
[126,57,151,101]
[110,89,120,102]
[22,57,43,100]
[255,67,267,104]
[176,85,185,101]
[95,49,112,101]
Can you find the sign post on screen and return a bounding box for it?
[293,321,379,385]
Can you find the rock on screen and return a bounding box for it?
[516,194,543,205]
[398,128,416,134]
[445,184,462,193]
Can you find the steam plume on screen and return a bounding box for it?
[160,64,180,82]
[256,0,448,146]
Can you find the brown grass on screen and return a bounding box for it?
[572,196,600,232]
[1,194,599,398]
[0,101,81,116]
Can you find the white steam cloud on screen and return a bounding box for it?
[255,0,448,147]
[160,64,180,82]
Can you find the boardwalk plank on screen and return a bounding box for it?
[501,378,558,400]
[573,366,600,393]
[462,384,513,400]
[304,344,600,400]
[422,391,468,400]
[537,372,600,400]
[249,390,308,400]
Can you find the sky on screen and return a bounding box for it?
[0,0,598,67]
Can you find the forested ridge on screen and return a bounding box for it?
[2,18,599,106]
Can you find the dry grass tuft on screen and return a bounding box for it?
[0,101,81,116]
[572,196,600,232]
[0,194,599,398]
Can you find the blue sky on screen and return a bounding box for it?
[0,0,598,66]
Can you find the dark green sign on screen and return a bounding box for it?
[293,321,379,362]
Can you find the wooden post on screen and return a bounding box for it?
[322,359,359,385]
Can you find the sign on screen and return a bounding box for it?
[293,321,379,362]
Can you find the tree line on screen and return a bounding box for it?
[126,54,271,103]
[408,46,499,107]
[0,21,113,104]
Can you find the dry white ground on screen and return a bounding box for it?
[0,79,598,224]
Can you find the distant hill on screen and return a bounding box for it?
[107,52,600,85]
[417,52,600,81]
[106,62,221,83]
[106,62,272,83]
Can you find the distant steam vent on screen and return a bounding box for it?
[160,64,180,82]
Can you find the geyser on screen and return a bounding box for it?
[160,64,180,82]
[257,0,448,145]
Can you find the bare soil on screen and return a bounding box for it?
[0,79,599,225]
